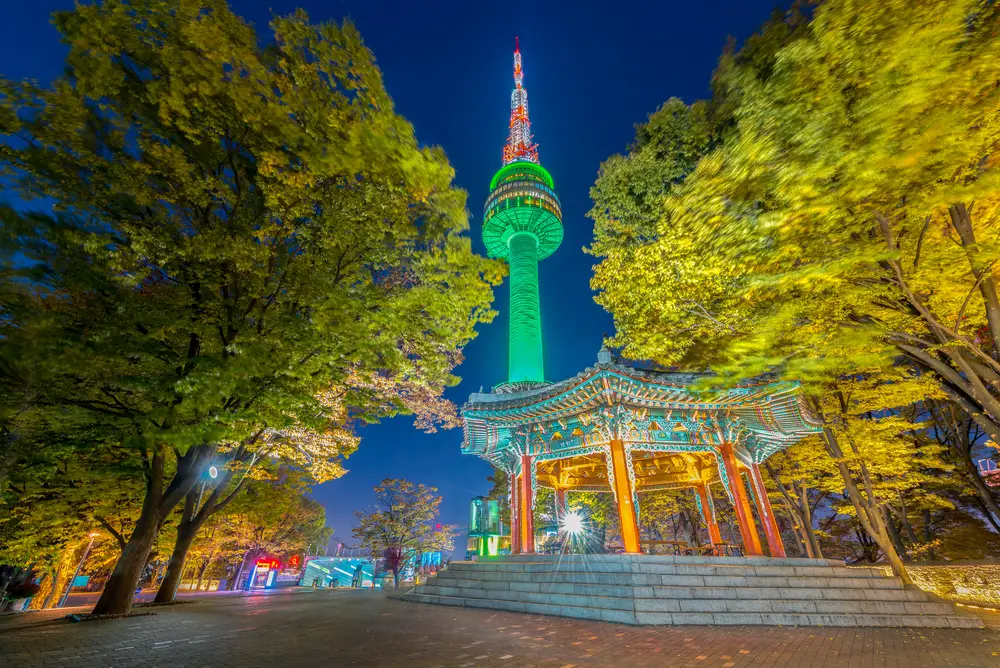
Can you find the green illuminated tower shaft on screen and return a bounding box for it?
[482,42,563,390]
[508,232,544,383]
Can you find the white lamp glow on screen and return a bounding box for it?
[562,511,584,535]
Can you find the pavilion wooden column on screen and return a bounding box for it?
[554,487,568,525]
[510,472,521,554]
[609,440,641,554]
[719,441,763,556]
[695,482,723,547]
[519,455,535,554]
[750,463,786,558]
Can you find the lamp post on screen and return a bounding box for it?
[59,532,99,608]
[195,464,219,510]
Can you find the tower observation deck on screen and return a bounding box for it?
[484,39,563,390]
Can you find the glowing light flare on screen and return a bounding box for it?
[561,511,585,535]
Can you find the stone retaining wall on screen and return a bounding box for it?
[866,562,1000,608]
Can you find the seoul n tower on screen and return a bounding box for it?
[483,39,563,390]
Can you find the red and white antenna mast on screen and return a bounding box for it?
[503,37,539,165]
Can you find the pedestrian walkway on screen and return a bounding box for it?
[1,588,998,667]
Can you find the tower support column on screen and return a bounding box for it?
[519,455,535,554]
[750,463,786,558]
[609,440,641,554]
[507,233,544,383]
[719,440,763,556]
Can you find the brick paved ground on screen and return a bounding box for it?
[2,589,999,668]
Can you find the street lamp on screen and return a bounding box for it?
[59,532,99,608]
[194,463,220,510]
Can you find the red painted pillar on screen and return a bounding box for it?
[696,483,723,547]
[555,487,568,524]
[510,472,520,554]
[520,455,535,554]
[719,441,763,557]
[751,463,786,558]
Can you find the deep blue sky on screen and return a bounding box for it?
[2,0,786,555]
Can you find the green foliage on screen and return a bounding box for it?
[352,478,455,585]
[589,0,1000,568]
[0,0,499,612]
[200,468,330,562]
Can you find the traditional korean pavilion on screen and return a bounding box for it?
[463,41,823,558]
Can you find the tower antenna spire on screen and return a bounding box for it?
[503,38,538,165]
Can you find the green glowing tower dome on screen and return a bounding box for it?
[484,39,563,391]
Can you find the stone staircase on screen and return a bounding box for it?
[395,555,983,628]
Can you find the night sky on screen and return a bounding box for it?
[2,0,786,555]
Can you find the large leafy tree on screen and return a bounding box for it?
[0,0,499,614]
[589,0,1000,579]
[353,478,455,589]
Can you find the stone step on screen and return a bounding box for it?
[400,556,982,628]
[477,555,846,568]
[412,584,955,617]
[432,570,903,590]
[399,592,983,629]
[447,560,886,579]
[420,578,928,603]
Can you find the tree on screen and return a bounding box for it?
[353,479,455,589]
[589,0,1000,580]
[0,0,499,614]
[200,470,329,591]
[761,442,834,559]
[927,399,1000,530]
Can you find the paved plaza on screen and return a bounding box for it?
[2,589,1000,668]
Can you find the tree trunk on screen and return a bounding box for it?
[41,568,61,609]
[764,462,822,558]
[963,450,1000,528]
[196,559,209,591]
[92,508,161,614]
[882,505,909,562]
[151,563,164,588]
[895,493,919,545]
[682,509,701,546]
[922,509,936,562]
[820,425,911,584]
[797,483,823,559]
[230,553,249,591]
[783,505,807,557]
[949,203,1000,358]
[391,566,400,590]
[155,453,251,603]
[92,444,212,615]
[154,521,200,603]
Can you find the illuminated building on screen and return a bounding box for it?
[484,38,562,388]
[467,496,506,557]
[469,40,822,557]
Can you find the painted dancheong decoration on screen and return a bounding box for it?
[468,40,823,558]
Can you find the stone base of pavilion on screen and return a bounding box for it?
[395,554,983,628]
